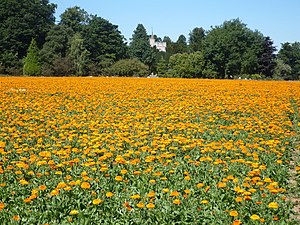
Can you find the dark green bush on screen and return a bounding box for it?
[103,58,149,77]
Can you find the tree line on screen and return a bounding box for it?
[0,0,299,80]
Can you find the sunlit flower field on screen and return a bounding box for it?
[0,77,299,224]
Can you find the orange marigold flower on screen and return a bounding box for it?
[173,199,181,205]
[136,202,144,208]
[146,203,155,209]
[197,183,204,188]
[80,182,91,189]
[231,220,242,225]
[229,210,239,217]
[147,191,155,198]
[123,201,132,210]
[235,197,243,202]
[170,191,180,197]
[50,189,59,196]
[217,182,226,188]
[0,202,5,211]
[39,185,47,191]
[13,215,20,221]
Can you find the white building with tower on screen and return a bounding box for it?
[149,34,167,52]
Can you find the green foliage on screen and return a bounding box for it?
[69,33,90,76]
[129,24,156,70]
[166,51,205,78]
[82,15,127,63]
[0,0,56,59]
[174,35,189,54]
[273,58,292,80]
[189,27,206,52]
[203,19,265,79]
[40,25,73,75]
[23,39,41,76]
[103,58,149,77]
[59,6,90,34]
[278,42,300,80]
[156,57,169,76]
[0,51,22,75]
[257,37,276,77]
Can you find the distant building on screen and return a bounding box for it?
[149,34,167,52]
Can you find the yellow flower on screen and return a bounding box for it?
[115,176,123,181]
[120,169,127,174]
[19,179,29,185]
[50,189,59,196]
[162,188,169,193]
[92,199,103,205]
[184,176,191,180]
[268,202,279,209]
[173,199,181,205]
[217,182,226,188]
[136,202,145,208]
[146,203,155,209]
[235,197,243,202]
[250,214,260,220]
[197,183,204,188]
[147,191,155,198]
[130,194,141,199]
[201,200,208,204]
[0,141,6,148]
[106,192,114,198]
[69,210,78,215]
[80,182,91,189]
[229,210,239,217]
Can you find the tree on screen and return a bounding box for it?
[166,51,205,78]
[0,0,56,60]
[59,6,90,34]
[278,42,300,80]
[203,19,265,78]
[23,39,41,76]
[173,35,188,54]
[156,57,169,77]
[273,58,292,80]
[129,24,156,71]
[68,33,90,76]
[257,36,276,77]
[83,15,127,64]
[40,25,72,64]
[189,27,205,52]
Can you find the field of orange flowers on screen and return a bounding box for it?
[0,77,299,224]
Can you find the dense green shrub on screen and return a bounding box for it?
[103,58,149,77]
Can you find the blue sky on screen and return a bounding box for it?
[50,0,300,49]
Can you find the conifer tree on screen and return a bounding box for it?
[23,39,41,76]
